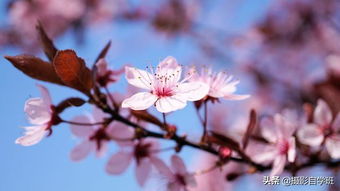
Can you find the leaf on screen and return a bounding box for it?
[207,131,240,152]
[94,40,112,64]
[53,50,93,95]
[4,55,64,85]
[55,97,86,114]
[36,22,58,62]
[131,110,163,127]
[242,109,257,150]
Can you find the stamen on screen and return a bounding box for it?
[135,68,152,88]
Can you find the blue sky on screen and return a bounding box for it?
[1,0,331,191]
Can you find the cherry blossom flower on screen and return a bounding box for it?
[152,155,197,191]
[95,58,124,87]
[122,56,209,113]
[250,111,297,176]
[70,107,133,161]
[297,99,340,159]
[16,85,58,146]
[106,139,160,186]
[189,67,250,100]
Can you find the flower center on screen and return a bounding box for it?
[175,173,186,186]
[153,86,174,97]
[90,127,110,151]
[321,124,332,137]
[134,142,152,164]
[278,140,289,155]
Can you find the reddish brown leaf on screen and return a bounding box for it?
[36,22,58,62]
[4,55,64,85]
[242,109,257,150]
[53,50,93,95]
[131,110,163,127]
[94,40,112,64]
[55,97,86,114]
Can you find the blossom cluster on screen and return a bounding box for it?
[7,36,339,189]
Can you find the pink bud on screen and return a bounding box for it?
[219,146,232,160]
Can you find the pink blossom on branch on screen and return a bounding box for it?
[249,110,297,176]
[95,58,124,87]
[15,84,58,146]
[152,155,197,191]
[106,139,160,186]
[189,67,250,100]
[70,107,133,161]
[297,99,340,159]
[122,56,209,113]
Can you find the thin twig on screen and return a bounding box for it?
[104,86,118,111]
[201,101,208,142]
[61,120,107,126]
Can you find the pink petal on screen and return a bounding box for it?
[270,155,286,176]
[332,113,340,131]
[70,141,93,161]
[280,109,298,137]
[122,92,158,110]
[219,79,238,94]
[155,96,187,113]
[171,155,187,175]
[252,146,277,164]
[158,56,179,70]
[106,122,134,147]
[36,84,52,107]
[150,157,174,179]
[297,124,324,147]
[107,122,133,139]
[135,159,152,186]
[168,183,182,191]
[260,117,278,143]
[106,151,132,174]
[15,125,46,146]
[95,58,108,76]
[273,114,286,139]
[157,56,181,82]
[223,94,250,100]
[325,135,340,159]
[24,98,51,125]
[184,174,197,187]
[177,82,209,101]
[92,106,108,123]
[287,137,296,163]
[125,66,153,90]
[314,99,332,126]
[69,115,94,137]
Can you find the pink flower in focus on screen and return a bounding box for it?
[106,139,160,186]
[251,111,297,176]
[190,67,250,100]
[152,155,197,191]
[122,56,209,113]
[70,107,133,161]
[297,99,340,159]
[16,85,58,146]
[95,58,124,87]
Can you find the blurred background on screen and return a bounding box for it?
[1,0,339,190]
